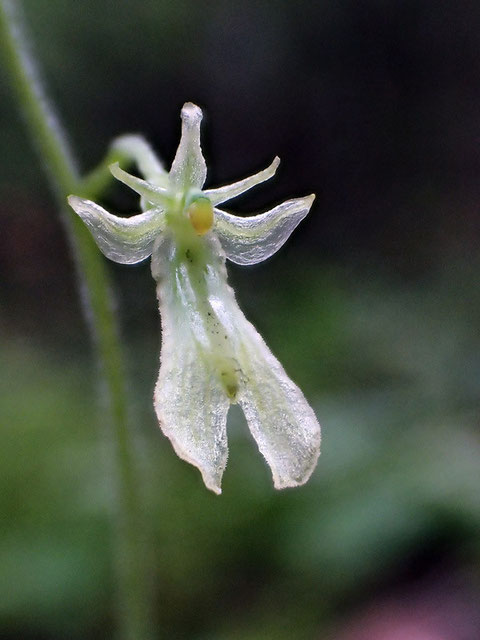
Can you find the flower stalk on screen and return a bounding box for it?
[0,2,153,638]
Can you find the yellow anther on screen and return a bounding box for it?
[187,197,214,235]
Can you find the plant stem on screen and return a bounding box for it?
[0,2,153,638]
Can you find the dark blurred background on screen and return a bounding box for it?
[1,1,479,639]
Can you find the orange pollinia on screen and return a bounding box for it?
[187,197,214,235]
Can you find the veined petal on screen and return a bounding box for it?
[214,194,315,265]
[111,134,168,185]
[199,242,321,488]
[236,319,321,489]
[203,157,280,206]
[154,275,229,495]
[169,102,207,190]
[67,196,165,264]
[110,163,170,207]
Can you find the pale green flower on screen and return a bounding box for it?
[68,103,321,494]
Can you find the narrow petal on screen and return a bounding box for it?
[198,242,321,488]
[111,134,168,185]
[203,157,280,206]
[67,195,165,264]
[236,319,321,489]
[110,163,170,207]
[154,276,229,494]
[169,102,207,190]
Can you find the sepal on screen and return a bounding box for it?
[169,103,207,190]
[67,196,165,264]
[214,194,315,265]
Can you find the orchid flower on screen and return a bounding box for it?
[68,103,321,494]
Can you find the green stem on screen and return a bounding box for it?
[0,2,153,639]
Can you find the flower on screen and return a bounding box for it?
[68,103,321,494]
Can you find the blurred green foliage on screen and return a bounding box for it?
[1,0,480,638]
[1,267,479,638]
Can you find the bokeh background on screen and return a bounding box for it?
[1,1,480,638]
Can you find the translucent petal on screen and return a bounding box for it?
[169,103,207,190]
[236,319,321,489]
[203,157,280,206]
[197,242,321,488]
[214,194,315,265]
[110,163,170,207]
[67,196,164,264]
[154,272,229,494]
[111,134,168,185]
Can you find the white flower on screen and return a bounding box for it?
[68,103,321,494]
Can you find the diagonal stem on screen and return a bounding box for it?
[0,2,153,639]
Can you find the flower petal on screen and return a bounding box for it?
[203,157,280,206]
[111,134,168,185]
[169,102,207,190]
[110,163,170,208]
[154,277,229,495]
[197,243,321,488]
[236,319,321,488]
[214,194,315,265]
[67,195,165,264]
